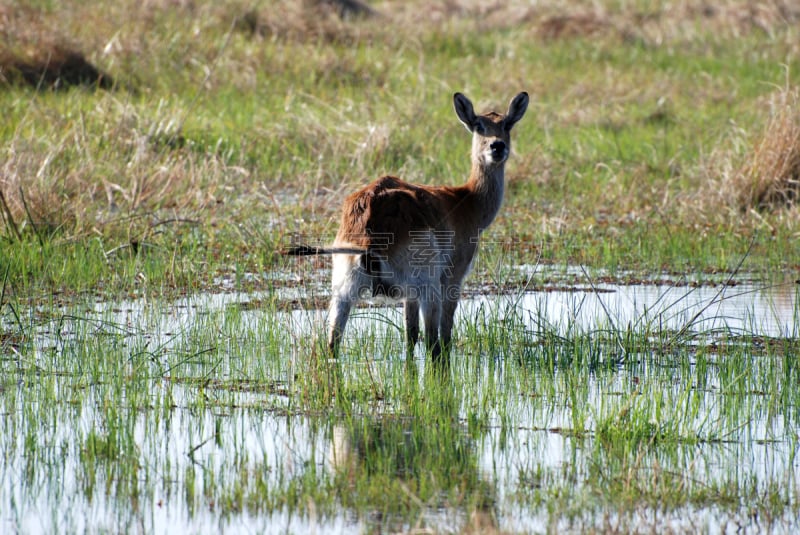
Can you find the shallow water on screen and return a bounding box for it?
[292,279,799,346]
[2,276,799,533]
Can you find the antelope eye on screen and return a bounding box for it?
[474,122,486,135]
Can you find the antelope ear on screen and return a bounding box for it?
[504,92,529,130]
[453,92,478,132]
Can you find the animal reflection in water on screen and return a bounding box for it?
[327,418,499,532]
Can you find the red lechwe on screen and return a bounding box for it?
[285,92,529,359]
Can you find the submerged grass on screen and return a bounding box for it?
[2,277,800,532]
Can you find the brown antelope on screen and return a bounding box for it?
[286,92,529,358]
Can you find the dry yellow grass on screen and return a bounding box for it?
[697,84,800,224]
[732,86,800,211]
[215,0,800,47]
[0,3,112,90]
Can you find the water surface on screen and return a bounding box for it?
[2,274,798,533]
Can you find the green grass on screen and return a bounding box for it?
[1,1,799,296]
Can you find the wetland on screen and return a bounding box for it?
[2,0,800,533]
[2,264,798,533]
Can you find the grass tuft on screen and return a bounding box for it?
[0,3,115,91]
[729,85,800,212]
[0,44,114,91]
[231,0,375,44]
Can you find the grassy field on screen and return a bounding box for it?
[0,0,799,294]
[1,0,800,533]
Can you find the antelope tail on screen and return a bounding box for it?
[282,245,367,256]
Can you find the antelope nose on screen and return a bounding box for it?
[490,141,506,160]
